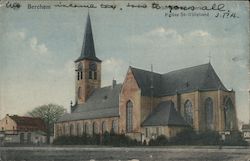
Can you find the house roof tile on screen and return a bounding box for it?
[9,115,46,131]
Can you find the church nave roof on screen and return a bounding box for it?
[57,84,122,122]
[130,63,228,97]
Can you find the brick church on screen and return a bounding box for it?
[55,14,238,141]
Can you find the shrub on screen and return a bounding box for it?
[53,130,249,146]
[169,128,221,145]
[53,132,141,146]
[53,133,100,145]
[149,135,168,146]
[222,131,248,146]
[170,128,197,145]
[53,136,80,145]
[110,133,140,147]
[194,130,221,145]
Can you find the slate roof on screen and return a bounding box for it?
[142,101,189,127]
[75,13,101,63]
[9,115,46,131]
[57,84,122,122]
[131,63,228,97]
[130,67,163,97]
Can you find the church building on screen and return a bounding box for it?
[55,14,238,141]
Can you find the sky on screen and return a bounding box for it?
[0,1,249,123]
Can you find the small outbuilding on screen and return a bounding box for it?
[0,114,46,145]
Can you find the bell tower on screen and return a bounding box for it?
[75,13,102,104]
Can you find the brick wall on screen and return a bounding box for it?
[119,68,141,134]
[75,60,101,104]
[55,117,119,137]
[0,115,17,132]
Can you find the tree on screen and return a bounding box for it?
[28,104,66,144]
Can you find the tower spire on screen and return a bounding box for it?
[75,13,101,62]
[74,13,102,104]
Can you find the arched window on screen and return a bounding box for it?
[77,72,80,80]
[56,125,60,136]
[89,71,93,79]
[60,127,63,136]
[65,124,69,135]
[76,123,80,136]
[126,101,133,133]
[93,122,99,134]
[20,133,24,143]
[27,133,31,143]
[85,123,91,135]
[63,124,66,136]
[94,72,97,80]
[82,123,86,134]
[70,124,74,136]
[205,97,213,130]
[156,127,160,136]
[224,98,235,130]
[80,71,83,79]
[59,127,62,136]
[78,87,83,99]
[101,121,107,134]
[184,100,193,126]
[111,120,118,133]
[77,63,83,80]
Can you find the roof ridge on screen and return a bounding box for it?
[130,63,210,76]
[10,115,42,119]
[130,66,162,75]
[85,84,122,91]
[73,106,118,114]
[100,83,122,89]
[163,63,210,75]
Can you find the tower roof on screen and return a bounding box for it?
[75,13,101,62]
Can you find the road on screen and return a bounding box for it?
[0,146,250,161]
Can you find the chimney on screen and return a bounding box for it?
[112,79,117,89]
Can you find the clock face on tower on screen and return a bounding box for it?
[89,62,97,71]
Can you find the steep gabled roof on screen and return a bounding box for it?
[130,63,228,97]
[142,101,188,127]
[9,115,46,131]
[130,67,162,96]
[75,13,101,62]
[57,84,122,122]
